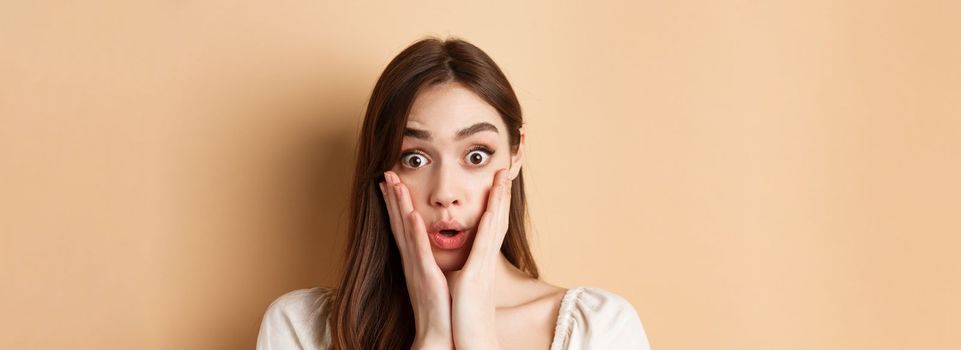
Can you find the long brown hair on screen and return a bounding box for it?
[328,36,538,349]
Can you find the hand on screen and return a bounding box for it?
[446,168,513,350]
[380,171,453,349]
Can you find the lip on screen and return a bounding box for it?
[427,220,470,250]
[429,220,465,234]
[428,227,470,250]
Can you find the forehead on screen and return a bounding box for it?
[406,82,505,134]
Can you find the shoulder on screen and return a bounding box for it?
[551,286,651,350]
[256,287,335,350]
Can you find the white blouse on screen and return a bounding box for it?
[257,286,651,349]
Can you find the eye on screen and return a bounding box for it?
[400,152,430,169]
[465,147,494,166]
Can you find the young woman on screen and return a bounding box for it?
[257,36,651,350]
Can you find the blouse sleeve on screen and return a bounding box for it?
[551,287,651,350]
[256,287,333,350]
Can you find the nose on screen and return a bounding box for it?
[429,162,461,208]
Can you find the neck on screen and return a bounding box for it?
[493,252,534,309]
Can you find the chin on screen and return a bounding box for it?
[433,249,469,272]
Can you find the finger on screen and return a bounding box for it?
[489,169,510,234]
[395,183,434,258]
[389,173,414,240]
[383,172,408,252]
[466,169,510,265]
[495,169,511,230]
[407,210,439,269]
[394,181,417,243]
[464,211,495,271]
[501,170,512,231]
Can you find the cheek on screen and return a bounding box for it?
[395,174,429,208]
[466,172,496,208]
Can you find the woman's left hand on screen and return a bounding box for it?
[446,168,512,350]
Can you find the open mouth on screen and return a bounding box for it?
[428,220,469,250]
[428,228,469,250]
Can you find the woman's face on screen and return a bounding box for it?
[390,82,524,272]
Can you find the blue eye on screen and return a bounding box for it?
[465,147,494,166]
[400,152,429,168]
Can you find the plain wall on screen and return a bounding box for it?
[2,1,959,349]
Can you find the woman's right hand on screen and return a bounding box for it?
[380,171,453,350]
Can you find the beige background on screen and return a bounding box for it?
[2,1,959,349]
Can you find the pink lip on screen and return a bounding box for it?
[429,220,465,234]
[427,220,470,250]
[428,228,470,250]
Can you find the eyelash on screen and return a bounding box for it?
[399,146,496,169]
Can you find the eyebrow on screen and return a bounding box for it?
[403,122,499,141]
